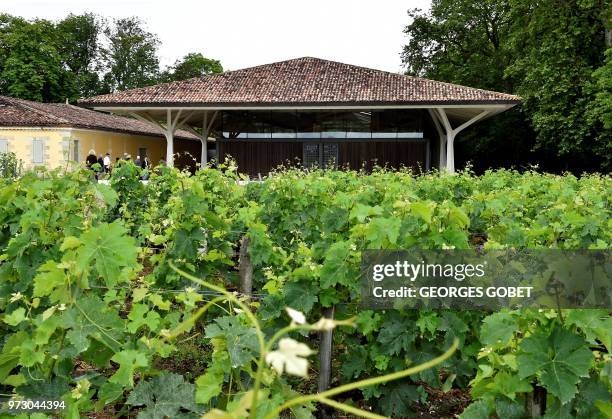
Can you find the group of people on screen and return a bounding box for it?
[85,149,151,177]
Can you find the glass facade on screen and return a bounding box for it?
[217,110,423,140]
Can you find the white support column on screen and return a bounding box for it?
[200,111,218,169]
[427,109,446,171]
[201,112,208,167]
[165,110,174,166]
[434,108,491,173]
[164,109,184,167]
[130,109,182,168]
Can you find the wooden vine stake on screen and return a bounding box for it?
[526,384,546,417]
[238,236,253,297]
[318,305,335,393]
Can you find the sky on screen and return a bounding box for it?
[2,0,431,73]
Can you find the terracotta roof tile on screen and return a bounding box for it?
[0,96,197,139]
[80,57,520,107]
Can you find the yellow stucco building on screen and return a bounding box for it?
[0,95,197,170]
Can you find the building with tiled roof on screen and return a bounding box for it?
[81,57,521,175]
[0,95,198,170]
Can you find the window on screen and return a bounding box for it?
[32,138,44,164]
[322,143,339,168]
[303,142,338,169]
[0,139,7,154]
[73,140,80,162]
[346,112,371,139]
[138,147,147,158]
[217,110,424,140]
[303,143,320,169]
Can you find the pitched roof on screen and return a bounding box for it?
[80,57,520,108]
[0,96,197,139]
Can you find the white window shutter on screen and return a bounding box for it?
[32,138,44,163]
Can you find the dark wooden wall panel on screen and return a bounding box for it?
[339,141,425,171]
[219,140,426,177]
[218,141,303,177]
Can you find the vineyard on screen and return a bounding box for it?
[0,162,610,418]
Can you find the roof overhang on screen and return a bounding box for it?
[90,103,517,127]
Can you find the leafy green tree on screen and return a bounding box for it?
[101,17,160,92]
[402,0,611,172]
[161,52,223,82]
[402,1,536,172]
[402,1,512,92]
[505,0,610,170]
[0,14,26,87]
[586,48,612,168]
[0,19,77,102]
[56,13,105,97]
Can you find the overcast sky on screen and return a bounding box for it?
[3,0,430,73]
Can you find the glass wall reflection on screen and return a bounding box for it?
[218,110,424,140]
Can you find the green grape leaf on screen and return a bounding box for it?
[459,399,493,419]
[488,371,531,400]
[3,307,26,326]
[18,339,45,367]
[320,241,354,288]
[447,206,470,228]
[365,217,401,247]
[543,399,574,419]
[355,310,382,336]
[350,204,383,222]
[33,261,67,302]
[34,316,62,345]
[205,316,259,368]
[480,312,517,347]
[109,350,149,387]
[127,372,198,419]
[195,350,230,404]
[75,221,138,287]
[494,398,525,419]
[410,201,434,224]
[566,309,611,350]
[60,236,81,252]
[378,382,418,417]
[517,327,592,404]
[377,313,415,356]
[98,381,125,405]
[415,312,441,337]
[594,400,612,418]
[149,294,171,311]
[341,346,368,379]
[282,281,318,314]
[62,296,125,353]
[0,354,20,383]
[127,304,161,333]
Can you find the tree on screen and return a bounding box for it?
[402,1,536,172]
[101,17,160,92]
[505,0,610,170]
[402,0,611,172]
[586,48,612,168]
[56,13,105,97]
[161,52,223,82]
[402,1,512,92]
[0,19,77,102]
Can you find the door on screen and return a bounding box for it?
[302,142,338,169]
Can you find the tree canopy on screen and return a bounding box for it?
[402,0,611,172]
[0,13,223,102]
[161,53,223,83]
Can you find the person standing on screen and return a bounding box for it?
[85,149,97,169]
[103,153,111,173]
